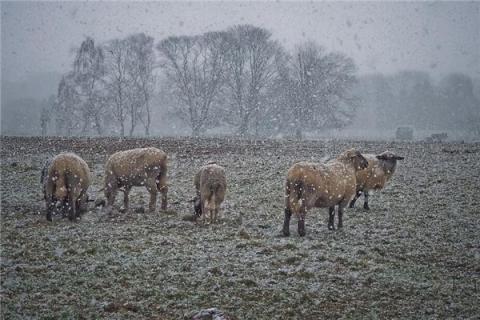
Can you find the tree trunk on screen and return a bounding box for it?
[295,126,303,140]
[192,125,201,137]
[120,122,125,137]
[94,117,103,136]
[238,113,249,136]
[81,116,89,135]
[145,103,151,137]
[129,105,135,137]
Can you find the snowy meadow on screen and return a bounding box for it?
[1,136,479,319]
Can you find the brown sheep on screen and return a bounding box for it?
[283,149,369,236]
[41,153,91,221]
[349,151,404,210]
[104,147,168,213]
[193,163,227,223]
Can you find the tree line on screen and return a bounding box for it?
[354,71,480,137]
[41,25,357,138]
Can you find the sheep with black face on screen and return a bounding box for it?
[41,153,91,221]
[349,151,404,210]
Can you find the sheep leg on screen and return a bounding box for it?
[297,216,306,237]
[202,202,210,224]
[338,205,344,229]
[160,187,168,211]
[282,207,292,236]
[297,207,306,237]
[75,199,82,219]
[363,193,370,211]
[105,184,118,214]
[194,196,202,218]
[328,207,335,230]
[349,191,362,208]
[146,179,158,213]
[157,174,168,211]
[67,197,76,221]
[211,208,215,223]
[123,187,131,212]
[148,190,157,213]
[46,198,55,221]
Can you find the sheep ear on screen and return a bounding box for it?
[346,149,357,158]
[376,154,387,160]
[394,155,404,160]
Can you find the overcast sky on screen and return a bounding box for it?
[2,1,479,83]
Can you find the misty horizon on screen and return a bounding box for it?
[1,1,479,140]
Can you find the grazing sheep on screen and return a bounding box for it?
[41,153,91,221]
[283,149,369,236]
[349,151,404,210]
[104,147,168,213]
[193,163,227,223]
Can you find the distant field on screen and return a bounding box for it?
[1,136,479,319]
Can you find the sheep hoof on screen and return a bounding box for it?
[297,220,306,237]
[363,203,370,211]
[349,202,355,208]
[328,225,335,231]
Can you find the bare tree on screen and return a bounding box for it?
[224,25,279,136]
[439,73,480,136]
[56,73,80,136]
[104,39,132,137]
[126,33,156,136]
[157,32,227,136]
[39,95,56,136]
[40,107,50,136]
[285,42,357,139]
[72,37,106,135]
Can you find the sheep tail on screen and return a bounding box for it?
[54,172,68,200]
[286,179,305,215]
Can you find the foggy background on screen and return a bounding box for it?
[1,1,479,140]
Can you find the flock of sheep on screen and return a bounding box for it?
[40,146,403,236]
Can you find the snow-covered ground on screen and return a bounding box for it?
[1,136,479,319]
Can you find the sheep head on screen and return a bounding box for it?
[376,151,404,161]
[340,149,369,171]
[193,196,202,218]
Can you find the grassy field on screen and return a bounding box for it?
[1,136,479,319]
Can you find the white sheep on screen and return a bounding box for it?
[104,147,168,213]
[41,153,91,221]
[193,163,227,223]
[283,149,369,236]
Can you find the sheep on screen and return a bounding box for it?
[349,151,404,210]
[193,163,227,223]
[41,153,91,221]
[283,149,369,236]
[104,147,168,213]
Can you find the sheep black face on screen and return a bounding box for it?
[193,196,202,218]
[348,150,369,171]
[376,151,404,175]
[376,151,404,161]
